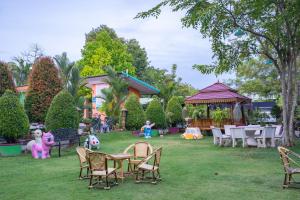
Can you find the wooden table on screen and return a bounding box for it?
[109,153,131,181]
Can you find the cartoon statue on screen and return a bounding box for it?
[31,132,55,159]
[26,129,43,152]
[141,121,155,139]
[84,134,100,149]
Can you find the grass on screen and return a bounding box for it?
[0,132,299,200]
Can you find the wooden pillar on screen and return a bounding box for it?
[207,104,210,119]
[241,104,245,125]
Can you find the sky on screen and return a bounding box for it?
[0,0,232,89]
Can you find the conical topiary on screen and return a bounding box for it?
[124,94,145,130]
[45,90,79,131]
[145,97,166,128]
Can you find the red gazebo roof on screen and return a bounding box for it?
[185,82,251,104]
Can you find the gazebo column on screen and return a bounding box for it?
[241,104,245,125]
[206,104,210,118]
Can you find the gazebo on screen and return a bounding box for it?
[185,82,251,130]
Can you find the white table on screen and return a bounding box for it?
[244,127,263,146]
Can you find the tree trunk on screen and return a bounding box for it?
[280,61,299,146]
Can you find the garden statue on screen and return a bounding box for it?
[84,134,100,149]
[141,120,155,139]
[31,131,55,159]
[26,129,43,152]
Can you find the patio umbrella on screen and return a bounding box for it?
[233,103,242,122]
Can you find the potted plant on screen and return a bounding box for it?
[0,90,29,156]
[211,107,229,128]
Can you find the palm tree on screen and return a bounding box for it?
[54,52,75,87]
[8,57,31,86]
[100,66,128,124]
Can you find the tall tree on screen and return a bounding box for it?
[8,57,31,86]
[54,52,81,98]
[226,58,281,99]
[80,27,135,77]
[137,0,300,146]
[0,61,16,96]
[100,66,128,124]
[126,39,149,78]
[25,57,62,122]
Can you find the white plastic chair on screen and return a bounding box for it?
[230,127,248,148]
[256,127,276,148]
[272,125,284,145]
[224,125,236,136]
[211,128,231,146]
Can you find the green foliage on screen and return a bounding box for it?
[0,61,16,96]
[125,39,149,78]
[186,105,206,120]
[226,58,281,99]
[166,96,182,126]
[211,107,229,127]
[0,90,29,143]
[248,109,270,125]
[145,98,166,128]
[124,94,145,130]
[80,26,135,77]
[271,104,282,122]
[100,66,128,124]
[25,57,62,122]
[8,58,31,86]
[45,90,79,131]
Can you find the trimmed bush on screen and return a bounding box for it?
[145,98,166,128]
[25,57,62,122]
[45,90,79,131]
[0,61,16,96]
[166,96,183,126]
[0,90,29,143]
[125,94,145,130]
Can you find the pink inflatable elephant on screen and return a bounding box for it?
[32,132,55,159]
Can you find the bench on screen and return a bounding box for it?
[51,128,80,157]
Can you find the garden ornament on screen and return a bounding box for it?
[26,129,43,152]
[141,121,155,139]
[31,131,55,159]
[84,134,100,149]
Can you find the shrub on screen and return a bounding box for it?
[211,107,230,127]
[125,94,145,130]
[25,57,62,122]
[145,98,166,128]
[0,90,29,143]
[45,90,79,131]
[0,61,16,96]
[166,96,183,126]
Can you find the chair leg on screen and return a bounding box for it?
[104,176,110,190]
[283,174,288,188]
[114,171,118,185]
[151,171,157,184]
[89,175,93,189]
[136,169,140,183]
[79,168,83,179]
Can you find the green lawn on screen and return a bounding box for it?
[0,132,299,200]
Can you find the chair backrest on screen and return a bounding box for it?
[76,146,87,164]
[134,142,153,158]
[277,146,291,172]
[137,147,163,169]
[88,152,107,171]
[272,125,283,137]
[224,125,236,136]
[263,127,276,138]
[211,128,222,137]
[230,127,246,139]
[154,147,162,166]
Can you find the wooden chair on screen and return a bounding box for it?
[230,127,248,148]
[135,147,162,184]
[76,147,91,179]
[87,152,118,190]
[211,128,231,146]
[277,146,300,188]
[123,142,153,172]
